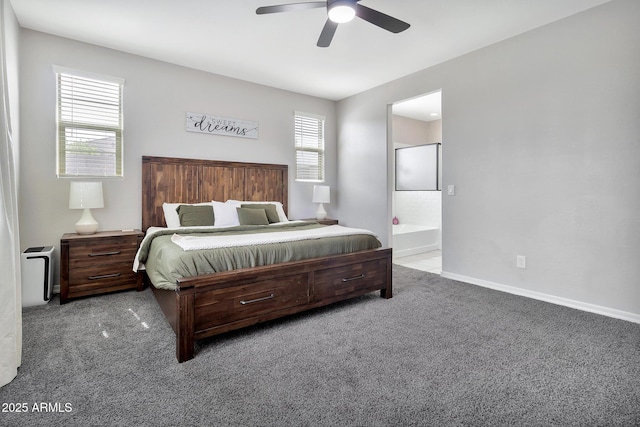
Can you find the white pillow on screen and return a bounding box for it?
[162,202,212,228]
[212,201,240,227]
[225,200,289,222]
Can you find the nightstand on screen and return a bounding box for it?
[60,230,144,303]
[300,218,338,225]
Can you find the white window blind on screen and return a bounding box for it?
[55,67,124,177]
[294,111,325,182]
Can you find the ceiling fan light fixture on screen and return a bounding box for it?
[328,0,356,23]
[257,0,410,47]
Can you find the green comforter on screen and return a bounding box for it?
[139,222,381,290]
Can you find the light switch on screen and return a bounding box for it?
[447,185,455,196]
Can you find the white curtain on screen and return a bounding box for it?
[0,0,22,388]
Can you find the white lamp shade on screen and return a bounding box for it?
[312,185,330,204]
[312,185,330,220]
[69,182,104,234]
[69,181,104,209]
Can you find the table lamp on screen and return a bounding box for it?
[312,185,330,220]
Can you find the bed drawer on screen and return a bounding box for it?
[313,258,388,301]
[195,274,309,331]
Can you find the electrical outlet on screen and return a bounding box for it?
[516,255,526,269]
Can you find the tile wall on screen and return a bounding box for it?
[393,190,441,228]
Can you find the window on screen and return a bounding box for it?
[294,111,325,182]
[54,67,124,177]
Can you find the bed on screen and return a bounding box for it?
[139,156,393,362]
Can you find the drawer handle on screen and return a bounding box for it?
[89,251,121,257]
[240,294,275,305]
[88,273,121,280]
[342,274,365,282]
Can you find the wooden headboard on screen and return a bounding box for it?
[142,156,288,231]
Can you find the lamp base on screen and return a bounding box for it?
[75,208,99,234]
[315,203,327,220]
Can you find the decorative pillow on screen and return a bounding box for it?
[226,200,288,222]
[241,203,279,223]
[162,202,211,228]
[236,207,269,226]
[176,204,214,227]
[212,201,240,227]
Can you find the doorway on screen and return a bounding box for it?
[389,90,442,274]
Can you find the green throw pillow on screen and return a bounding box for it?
[236,207,269,225]
[176,204,214,226]
[241,203,280,223]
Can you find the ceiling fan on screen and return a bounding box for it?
[256,0,410,47]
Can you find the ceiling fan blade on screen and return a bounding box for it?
[355,4,410,33]
[256,2,326,15]
[317,19,338,48]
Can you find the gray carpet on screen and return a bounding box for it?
[1,265,639,426]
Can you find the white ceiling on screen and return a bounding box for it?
[11,0,610,102]
[393,91,441,122]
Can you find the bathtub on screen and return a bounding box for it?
[392,224,440,258]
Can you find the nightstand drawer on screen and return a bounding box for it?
[69,263,136,284]
[60,230,144,303]
[68,275,136,298]
[69,240,139,269]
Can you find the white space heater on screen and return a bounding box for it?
[21,246,54,307]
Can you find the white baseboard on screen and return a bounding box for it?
[53,284,60,295]
[440,271,640,325]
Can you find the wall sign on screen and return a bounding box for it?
[186,112,259,139]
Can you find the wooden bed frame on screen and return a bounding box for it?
[141,156,392,362]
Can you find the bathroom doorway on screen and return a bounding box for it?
[389,90,442,273]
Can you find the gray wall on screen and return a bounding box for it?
[338,0,640,319]
[17,0,640,320]
[19,30,337,285]
[392,115,429,146]
[392,116,441,147]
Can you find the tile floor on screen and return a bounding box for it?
[393,250,442,274]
